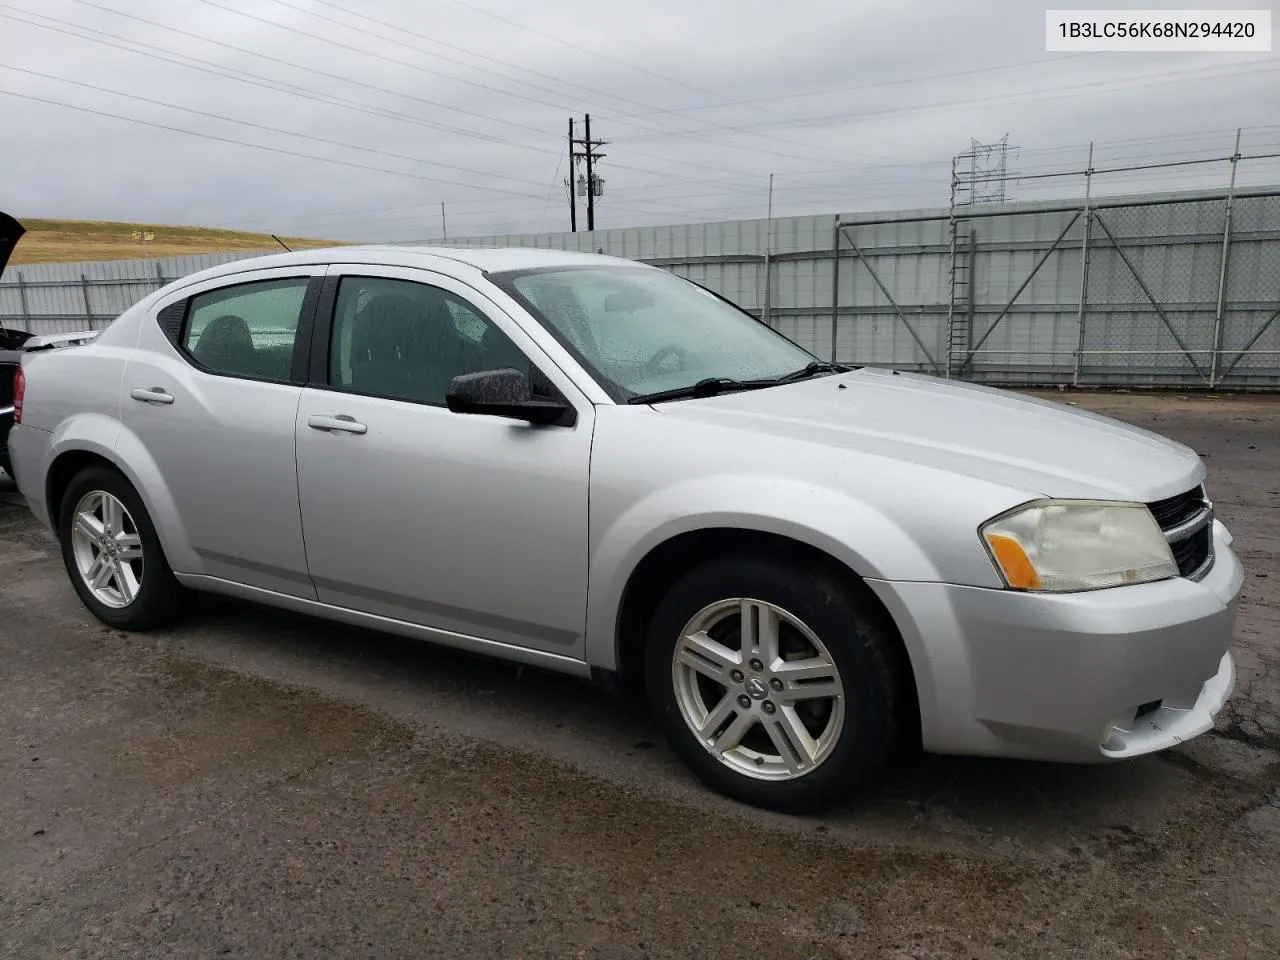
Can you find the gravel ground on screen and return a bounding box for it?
[1,389,1277,960]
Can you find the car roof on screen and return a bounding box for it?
[189,244,645,283]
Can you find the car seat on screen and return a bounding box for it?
[193,314,257,374]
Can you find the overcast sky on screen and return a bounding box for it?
[2,0,1277,241]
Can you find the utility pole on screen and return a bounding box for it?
[440,201,447,242]
[584,113,599,231]
[567,114,607,232]
[566,118,578,232]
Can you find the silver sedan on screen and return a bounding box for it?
[8,246,1241,812]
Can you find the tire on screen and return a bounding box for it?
[57,464,188,631]
[645,553,903,813]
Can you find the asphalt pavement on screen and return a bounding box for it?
[2,390,1278,959]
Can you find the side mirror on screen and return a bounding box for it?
[445,368,572,426]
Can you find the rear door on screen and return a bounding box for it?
[122,265,324,597]
[293,264,594,657]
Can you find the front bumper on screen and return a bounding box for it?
[868,520,1243,763]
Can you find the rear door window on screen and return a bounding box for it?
[183,278,310,380]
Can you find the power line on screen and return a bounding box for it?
[436,0,916,146]
[6,3,769,188]
[606,55,1099,120]
[188,0,616,118]
[0,64,556,189]
[21,9,1261,231]
[605,60,1280,142]
[0,90,554,200]
[7,4,832,184]
[0,7,554,154]
[65,0,561,143]
[202,0,909,171]
[1,9,875,193]
[34,3,835,198]
[263,0,709,136]
[431,0,938,164]
[601,60,1279,171]
[540,146,569,230]
[234,124,1280,231]
[26,0,1010,185]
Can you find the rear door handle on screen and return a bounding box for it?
[129,387,174,405]
[307,414,367,435]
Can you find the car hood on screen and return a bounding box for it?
[652,367,1204,502]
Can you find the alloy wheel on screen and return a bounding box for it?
[69,489,145,608]
[671,598,845,781]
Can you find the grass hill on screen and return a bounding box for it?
[9,218,343,265]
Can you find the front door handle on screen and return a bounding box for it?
[129,387,174,405]
[307,414,367,435]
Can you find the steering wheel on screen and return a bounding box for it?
[644,343,687,377]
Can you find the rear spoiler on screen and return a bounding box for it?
[22,330,99,352]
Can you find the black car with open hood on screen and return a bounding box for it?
[1,212,32,475]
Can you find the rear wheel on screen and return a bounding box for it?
[57,465,188,630]
[645,554,902,813]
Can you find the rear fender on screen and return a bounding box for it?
[45,415,198,574]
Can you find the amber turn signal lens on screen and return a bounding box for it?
[985,533,1042,590]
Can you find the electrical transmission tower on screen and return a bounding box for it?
[950,134,1013,207]
[567,114,607,232]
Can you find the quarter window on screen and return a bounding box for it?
[183,277,310,380]
[329,277,534,406]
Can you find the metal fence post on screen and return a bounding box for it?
[80,273,94,329]
[964,229,976,379]
[762,173,774,327]
[154,260,166,291]
[16,271,29,332]
[1072,143,1094,387]
[830,219,841,362]
[1209,128,1242,388]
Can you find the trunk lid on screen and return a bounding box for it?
[0,211,22,277]
[0,212,32,354]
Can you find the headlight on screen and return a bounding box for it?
[980,500,1178,592]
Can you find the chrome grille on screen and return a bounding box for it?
[1147,485,1214,581]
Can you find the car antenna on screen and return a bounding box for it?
[271,234,293,252]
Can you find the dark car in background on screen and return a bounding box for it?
[0,213,99,477]
[0,328,33,477]
[1,212,30,476]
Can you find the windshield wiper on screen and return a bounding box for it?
[627,377,778,405]
[773,360,854,384]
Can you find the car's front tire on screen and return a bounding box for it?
[645,553,904,813]
[57,465,188,630]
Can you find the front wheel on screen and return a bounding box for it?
[57,465,188,630]
[645,554,904,813]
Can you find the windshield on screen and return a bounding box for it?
[491,265,817,401]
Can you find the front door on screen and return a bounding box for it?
[294,266,594,657]
[122,267,322,597]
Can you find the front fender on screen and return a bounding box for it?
[583,474,942,670]
[45,415,199,575]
